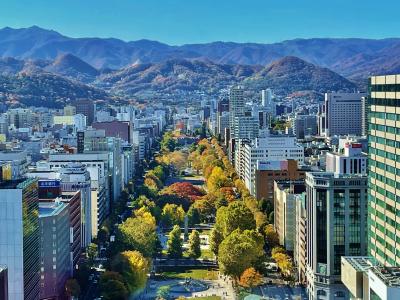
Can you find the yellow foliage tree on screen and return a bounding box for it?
[239,267,263,288]
[134,207,156,229]
[111,251,150,293]
[272,252,293,276]
[161,203,185,227]
[265,224,280,248]
[207,166,230,192]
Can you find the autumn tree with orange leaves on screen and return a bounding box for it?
[239,267,263,288]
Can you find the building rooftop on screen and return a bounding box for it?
[342,256,378,272]
[0,178,35,189]
[39,201,66,217]
[371,266,400,287]
[342,256,400,287]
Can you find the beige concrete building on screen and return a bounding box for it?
[274,180,306,252]
[295,193,307,284]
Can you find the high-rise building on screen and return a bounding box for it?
[0,178,40,300]
[255,160,306,201]
[92,120,131,143]
[229,86,245,122]
[39,189,82,273]
[7,108,34,129]
[294,193,307,284]
[0,266,8,300]
[59,163,92,248]
[0,150,29,179]
[74,99,95,125]
[292,114,318,140]
[323,92,366,137]
[63,105,76,116]
[78,128,108,152]
[39,201,70,299]
[217,97,229,114]
[217,111,229,140]
[368,74,400,266]
[274,180,306,252]
[305,172,368,299]
[361,96,368,136]
[237,134,304,196]
[340,74,400,300]
[261,89,273,107]
[231,114,259,141]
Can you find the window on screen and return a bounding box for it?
[335,291,345,297]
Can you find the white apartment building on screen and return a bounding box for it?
[231,115,259,141]
[49,153,110,243]
[326,141,367,175]
[237,134,304,195]
[59,163,92,248]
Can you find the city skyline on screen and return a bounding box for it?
[0,0,400,44]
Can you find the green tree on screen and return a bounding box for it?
[209,227,223,256]
[117,216,157,257]
[258,198,273,215]
[99,271,128,300]
[187,230,201,258]
[268,211,274,225]
[161,204,185,227]
[87,243,98,265]
[187,206,200,226]
[218,230,264,279]
[157,285,171,300]
[167,225,183,258]
[110,251,150,293]
[216,201,256,238]
[161,132,177,152]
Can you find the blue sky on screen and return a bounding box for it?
[0,0,399,45]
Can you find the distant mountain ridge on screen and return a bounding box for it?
[97,56,356,96]
[0,53,356,104]
[0,26,400,79]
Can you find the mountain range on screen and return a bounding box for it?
[0,26,398,107]
[1,26,399,79]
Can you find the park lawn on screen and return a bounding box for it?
[187,297,221,300]
[163,268,218,280]
[200,249,214,260]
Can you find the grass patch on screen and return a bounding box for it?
[201,249,214,260]
[162,268,218,280]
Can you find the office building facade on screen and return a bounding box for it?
[368,74,400,266]
[305,172,368,299]
[0,178,40,300]
[39,201,70,299]
[323,92,366,137]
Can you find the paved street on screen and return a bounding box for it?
[247,284,308,300]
